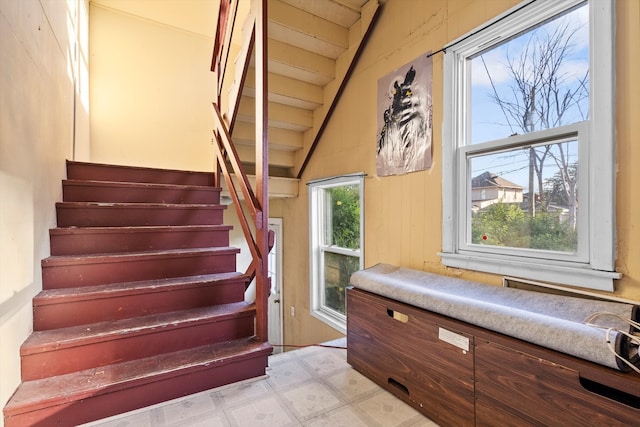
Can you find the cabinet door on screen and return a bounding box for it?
[347,288,475,427]
[475,339,640,426]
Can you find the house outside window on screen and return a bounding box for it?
[441,0,619,291]
[309,174,364,333]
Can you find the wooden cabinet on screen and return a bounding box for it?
[347,288,640,427]
[347,287,474,426]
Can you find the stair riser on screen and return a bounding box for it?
[63,183,220,205]
[21,314,256,381]
[4,353,268,427]
[33,280,246,330]
[3,160,265,427]
[56,204,225,227]
[66,161,214,186]
[50,228,230,256]
[42,253,238,289]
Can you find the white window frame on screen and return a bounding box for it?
[441,0,620,291]
[309,174,364,333]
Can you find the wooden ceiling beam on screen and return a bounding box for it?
[237,96,312,132]
[269,0,349,59]
[267,39,335,85]
[242,68,323,110]
[233,121,304,151]
[278,0,362,28]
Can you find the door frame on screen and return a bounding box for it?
[268,218,284,353]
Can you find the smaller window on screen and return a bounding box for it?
[309,174,364,333]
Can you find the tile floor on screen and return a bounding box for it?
[81,339,439,427]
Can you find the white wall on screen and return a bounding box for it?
[0,0,89,422]
[89,0,218,172]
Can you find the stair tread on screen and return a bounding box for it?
[34,272,248,306]
[42,246,240,266]
[63,179,220,191]
[3,161,265,424]
[5,338,271,415]
[56,201,226,209]
[49,224,232,236]
[22,302,256,355]
[66,160,215,185]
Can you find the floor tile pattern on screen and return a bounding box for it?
[82,339,439,427]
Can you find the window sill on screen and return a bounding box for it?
[311,310,346,334]
[438,252,621,292]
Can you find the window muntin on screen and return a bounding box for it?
[309,175,363,332]
[441,0,618,291]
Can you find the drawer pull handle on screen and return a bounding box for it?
[387,308,409,323]
[388,377,410,396]
[579,377,640,409]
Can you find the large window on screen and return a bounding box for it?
[441,0,619,291]
[309,175,364,332]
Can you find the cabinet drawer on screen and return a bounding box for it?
[347,288,475,426]
[347,288,474,379]
[475,339,640,427]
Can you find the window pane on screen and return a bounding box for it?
[323,251,359,315]
[469,138,578,252]
[323,185,360,249]
[469,3,589,144]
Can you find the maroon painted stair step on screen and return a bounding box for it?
[20,302,257,381]
[66,160,215,186]
[49,225,232,256]
[42,247,240,289]
[4,338,271,427]
[62,179,221,204]
[33,272,249,330]
[3,160,269,427]
[56,202,226,227]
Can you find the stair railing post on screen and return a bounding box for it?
[254,0,269,343]
[213,130,221,188]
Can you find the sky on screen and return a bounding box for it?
[467,3,589,191]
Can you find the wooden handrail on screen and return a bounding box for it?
[211,0,239,101]
[211,0,270,343]
[212,130,260,262]
[226,21,255,133]
[211,104,260,220]
[210,0,229,74]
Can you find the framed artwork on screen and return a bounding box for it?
[376,53,433,176]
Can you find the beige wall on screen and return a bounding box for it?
[89,0,218,172]
[613,0,640,300]
[278,0,640,346]
[0,0,89,422]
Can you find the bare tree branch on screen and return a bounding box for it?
[478,12,587,228]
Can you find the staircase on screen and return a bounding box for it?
[2,160,272,427]
[218,0,381,181]
[209,0,381,341]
